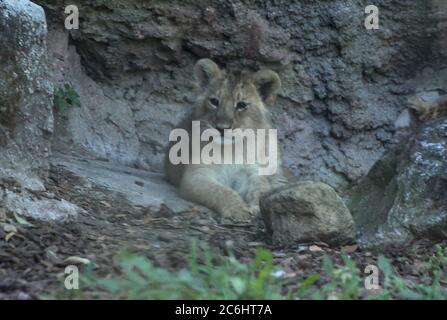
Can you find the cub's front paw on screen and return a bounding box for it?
[220,204,253,224]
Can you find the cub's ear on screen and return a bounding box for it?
[194,59,221,88]
[252,70,281,106]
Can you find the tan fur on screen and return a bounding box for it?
[408,95,447,121]
[165,59,286,223]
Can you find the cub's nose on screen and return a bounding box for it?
[215,123,232,136]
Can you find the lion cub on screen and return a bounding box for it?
[165,59,286,223]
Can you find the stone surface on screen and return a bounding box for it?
[35,0,447,190]
[0,0,53,191]
[260,181,355,246]
[348,118,447,247]
[0,0,84,221]
[51,154,211,214]
[2,190,80,221]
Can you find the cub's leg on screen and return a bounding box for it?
[180,168,252,223]
[245,175,271,214]
[245,173,288,213]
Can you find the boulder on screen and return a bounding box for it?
[260,181,355,246]
[348,118,447,246]
[0,0,53,191]
[0,0,82,221]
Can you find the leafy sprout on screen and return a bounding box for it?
[53,84,81,111]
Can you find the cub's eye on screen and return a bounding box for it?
[209,98,219,107]
[236,101,248,111]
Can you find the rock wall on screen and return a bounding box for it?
[0,0,81,221]
[34,0,447,189]
[0,0,53,191]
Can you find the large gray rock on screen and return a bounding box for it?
[34,0,447,190]
[0,0,53,191]
[1,189,80,221]
[261,181,355,246]
[0,0,82,221]
[348,118,447,246]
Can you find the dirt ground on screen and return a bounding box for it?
[0,160,446,299]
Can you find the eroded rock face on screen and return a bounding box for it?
[0,0,82,221]
[260,181,355,246]
[35,0,447,189]
[348,119,447,246]
[0,0,53,191]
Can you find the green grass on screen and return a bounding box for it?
[46,243,447,300]
[50,244,285,300]
[295,249,446,300]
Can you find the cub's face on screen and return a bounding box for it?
[192,59,281,134]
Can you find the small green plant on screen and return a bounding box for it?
[53,84,81,111]
[47,243,286,300]
[426,244,447,274]
[45,244,447,300]
[375,254,447,300]
[296,255,362,300]
[296,252,447,300]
